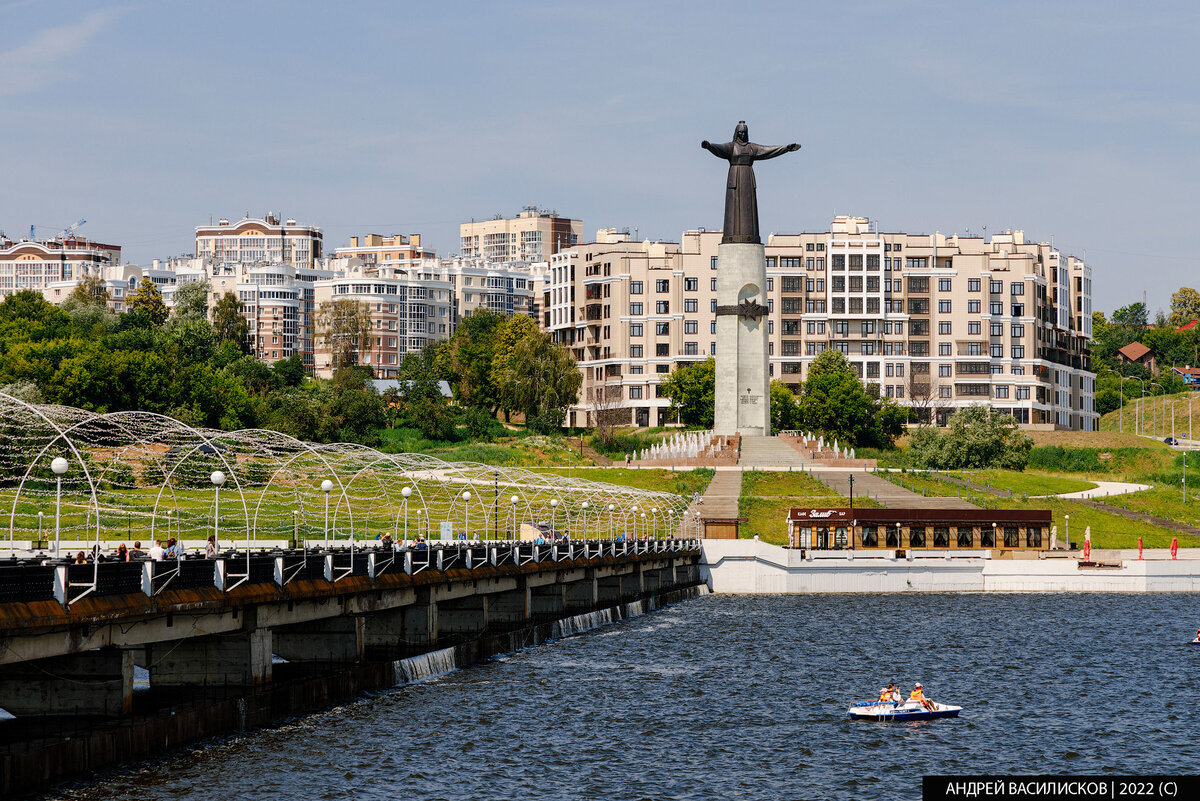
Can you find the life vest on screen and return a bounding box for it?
[910,688,924,700]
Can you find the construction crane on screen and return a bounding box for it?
[28,219,86,241]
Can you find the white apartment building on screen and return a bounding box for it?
[238,264,336,364]
[548,218,1097,431]
[1,235,122,300]
[435,257,540,325]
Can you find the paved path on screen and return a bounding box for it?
[697,470,742,521]
[809,470,977,509]
[1034,481,1151,500]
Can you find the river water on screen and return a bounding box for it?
[54,593,1200,801]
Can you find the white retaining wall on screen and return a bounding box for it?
[700,540,1200,593]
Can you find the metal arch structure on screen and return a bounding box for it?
[0,394,693,546]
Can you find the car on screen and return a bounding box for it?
[1165,437,1179,445]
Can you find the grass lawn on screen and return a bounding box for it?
[531,467,714,496]
[742,471,840,498]
[946,470,1096,496]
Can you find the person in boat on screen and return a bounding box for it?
[910,682,935,711]
[879,682,900,703]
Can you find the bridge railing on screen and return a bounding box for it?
[0,538,702,608]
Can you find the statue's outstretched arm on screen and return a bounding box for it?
[701,140,733,159]
[751,143,801,161]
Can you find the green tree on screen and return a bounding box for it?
[126,277,168,325]
[438,310,506,411]
[1111,302,1148,330]
[173,279,210,320]
[794,350,904,447]
[64,273,110,310]
[499,331,581,432]
[212,292,250,353]
[659,357,715,428]
[909,405,1032,470]
[1170,287,1200,328]
[770,380,800,434]
[490,314,540,421]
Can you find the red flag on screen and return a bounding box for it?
[1171,538,1178,560]
[1138,537,1144,560]
[1083,539,1091,562]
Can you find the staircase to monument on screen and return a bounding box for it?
[738,435,809,469]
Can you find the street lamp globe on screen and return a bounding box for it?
[550,499,558,508]
[462,491,471,501]
[210,470,226,487]
[511,495,519,505]
[321,479,333,493]
[51,457,69,475]
[402,486,412,499]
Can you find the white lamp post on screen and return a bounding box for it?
[293,509,300,549]
[580,501,589,539]
[1064,514,1070,551]
[669,508,675,539]
[640,511,646,540]
[36,510,43,553]
[510,495,519,539]
[550,498,559,539]
[990,521,997,548]
[210,470,226,553]
[321,479,333,548]
[696,510,702,539]
[607,503,615,539]
[402,487,412,543]
[629,505,638,540]
[651,507,659,539]
[462,491,471,540]
[51,457,68,557]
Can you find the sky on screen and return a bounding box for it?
[2,0,1198,315]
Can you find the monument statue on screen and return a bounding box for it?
[701,121,800,244]
[702,121,800,437]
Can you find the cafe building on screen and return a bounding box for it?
[786,507,1052,552]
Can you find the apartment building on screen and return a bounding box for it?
[1,235,122,300]
[195,212,322,269]
[549,217,1097,431]
[460,207,581,262]
[237,263,337,364]
[436,257,540,324]
[311,261,453,378]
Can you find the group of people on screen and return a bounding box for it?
[878,681,936,711]
[69,535,215,564]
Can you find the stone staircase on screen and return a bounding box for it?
[738,435,810,469]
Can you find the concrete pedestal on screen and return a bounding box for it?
[714,242,770,436]
[150,630,272,687]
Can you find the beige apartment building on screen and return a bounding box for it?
[460,207,581,262]
[195,213,323,269]
[1,235,122,300]
[547,217,1096,431]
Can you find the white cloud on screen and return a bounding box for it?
[0,7,123,97]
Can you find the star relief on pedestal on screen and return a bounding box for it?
[714,298,767,319]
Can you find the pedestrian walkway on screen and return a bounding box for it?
[809,470,977,509]
[697,470,742,522]
[738,435,808,469]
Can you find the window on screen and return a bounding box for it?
[630,281,643,294]
[861,320,875,335]
[1016,386,1030,399]
[832,276,845,292]
[860,342,874,355]
[711,321,717,334]
[849,276,863,292]
[806,243,815,251]
[655,279,669,292]
[906,257,928,270]
[684,320,698,334]
[1011,323,1025,338]
[938,322,952,334]
[938,300,952,313]
[1011,345,1025,358]
[656,301,669,314]
[939,343,952,356]
[908,277,929,293]
[968,342,982,355]
[990,344,1002,357]
[834,321,849,335]
[909,526,926,547]
[630,323,643,336]
[711,257,718,270]
[656,343,669,356]
[968,321,981,335]
[939,364,953,377]
[782,277,802,292]
[938,278,952,292]
[831,254,845,270]
[656,322,670,335]
[957,527,974,548]
[939,386,953,398]
[1010,282,1024,295]
[779,257,801,270]
[629,345,643,357]
[711,277,717,291]
[968,300,981,314]
[1011,303,1024,316]
[990,301,1003,315]
[629,386,642,399]
[995,386,1009,398]
[990,280,1002,294]
[684,342,698,355]
[684,298,698,312]
[816,257,825,270]
[968,278,981,292]
[990,322,1002,337]
[630,302,643,315]
[711,300,717,312]
[806,257,814,270]
[832,298,846,313]
[933,527,950,548]
[684,277,698,291]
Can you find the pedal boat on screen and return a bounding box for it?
[847,699,962,721]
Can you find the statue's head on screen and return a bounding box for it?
[734,121,748,144]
